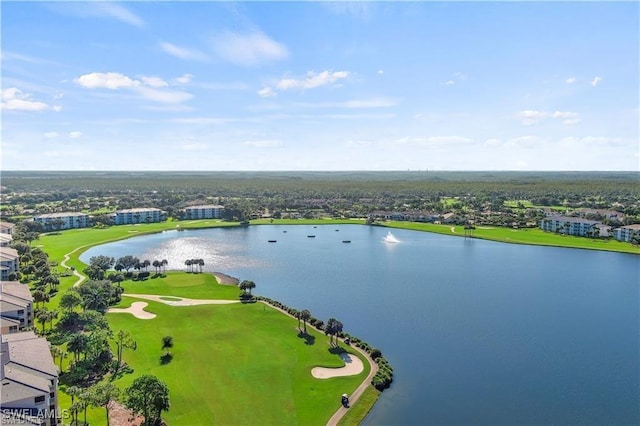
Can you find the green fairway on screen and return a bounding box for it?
[108,297,370,425]
[119,272,239,300]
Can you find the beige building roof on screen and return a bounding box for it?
[0,247,19,261]
[1,332,58,407]
[1,282,33,303]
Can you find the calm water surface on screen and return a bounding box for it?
[81,225,640,425]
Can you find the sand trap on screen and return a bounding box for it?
[311,352,364,379]
[108,301,156,320]
[123,293,239,306]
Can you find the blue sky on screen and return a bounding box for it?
[2,1,638,171]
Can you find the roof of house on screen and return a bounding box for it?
[0,247,19,262]
[0,234,13,244]
[115,208,163,213]
[547,216,600,225]
[1,282,33,303]
[0,222,15,233]
[620,224,640,230]
[35,212,87,219]
[1,317,21,327]
[1,332,58,406]
[185,204,225,209]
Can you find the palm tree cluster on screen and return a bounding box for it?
[151,259,169,274]
[184,258,205,273]
[324,318,344,346]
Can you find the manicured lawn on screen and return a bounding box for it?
[107,297,370,425]
[383,221,640,254]
[338,386,381,426]
[119,272,239,300]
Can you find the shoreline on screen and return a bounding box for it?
[212,271,239,285]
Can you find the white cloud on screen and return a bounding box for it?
[159,42,208,61]
[69,131,83,139]
[258,87,277,98]
[172,117,231,125]
[141,76,168,88]
[175,74,194,85]
[516,110,548,125]
[552,111,581,125]
[94,2,144,28]
[565,77,577,84]
[242,140,283,148]
[517,110,580,126]
[1,87,57,112]
[484,138,501,147]
[591,76,602,87]
[453,72,468,81]
[76,72,140,90]
[44,132,59,139]
[377,70,384,75]
[276,70,349,91]
[52,105,63,112]
[444,80,455,86]
[211,31,288,66]
[76,72,192,104]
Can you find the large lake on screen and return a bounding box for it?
[81,225,639,425]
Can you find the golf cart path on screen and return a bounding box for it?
[256,300,378,426]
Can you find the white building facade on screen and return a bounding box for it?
[113,208,167,225]
[34,213,89,231]
[184,205,225,219]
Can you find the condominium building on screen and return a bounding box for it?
[0,233,12,247]
[0,281,34,332]
[539,216,600,237]
[33,212,89,231]
[184,205,225,219]
[1,332,60,426]
[113,208,167,225]
[0,247,19,281]
[0,222,15,235]
[613,224,640,243]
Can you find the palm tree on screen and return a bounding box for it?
[198,259,205,273]
[325,318,344,346]
[67,333,89,362]
[300,310,311,334]
[152,260,160,274]
[67,386,82,425]
[161,259,168,273]
[185,259,192,272]
[161,336,174,354]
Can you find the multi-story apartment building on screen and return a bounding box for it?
[184,205,225,220]
[0,222,15,235]
[113,208,167,225]
[539,216,600,237]
[0,247,19,281]
[0,233,12,247]
[1,332,60,426]
[0,281,34,332]
[33,212,89,231]
[613,224,640,243]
